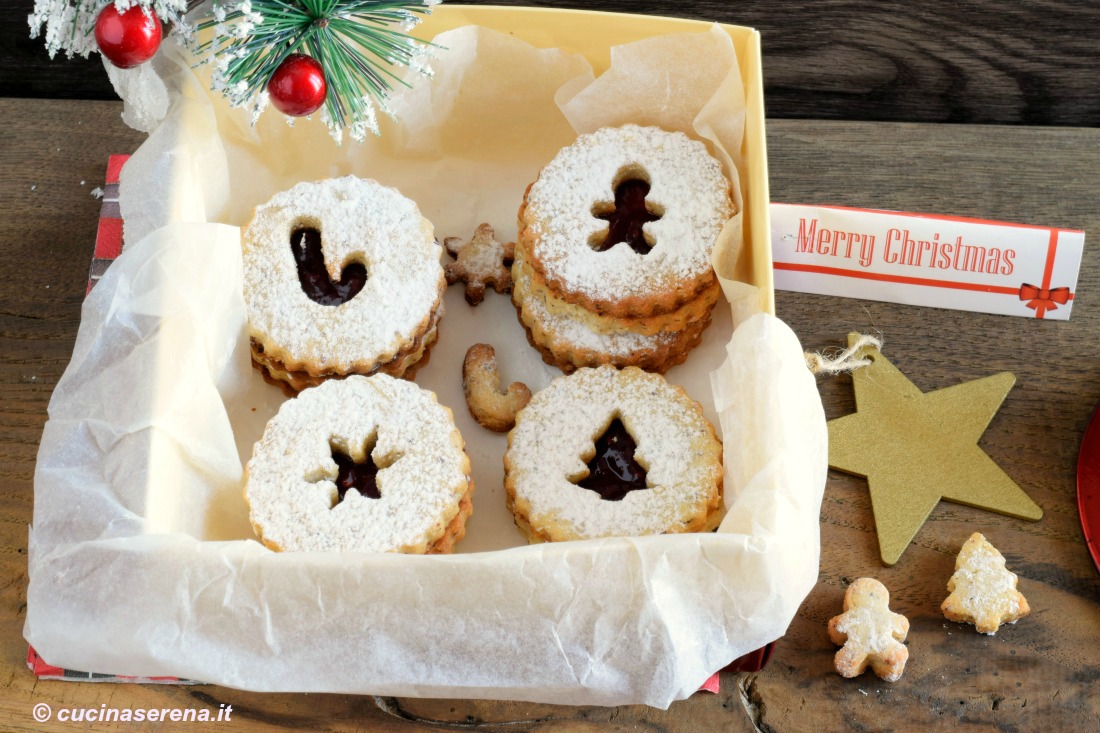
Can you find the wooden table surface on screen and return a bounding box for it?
[2,98,1098,731]
[7,0,1100,127]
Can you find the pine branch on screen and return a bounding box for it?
[29,0,192,59]
[198,0,440,142]
[28,0,436,141]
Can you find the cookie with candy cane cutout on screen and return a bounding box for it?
[243,176,445,394]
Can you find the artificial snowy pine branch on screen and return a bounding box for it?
[198,0,441,143]
[29,0,191,59]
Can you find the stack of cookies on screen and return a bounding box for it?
[245,374,474,555]
[243,176,445,396]
[505,365,724,543]
[512,125,734,373]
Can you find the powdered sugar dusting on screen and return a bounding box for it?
[523,125,732,301]
[243,176,443,372]
[836,606,906,654]
[513,250,679,358]
[246,374,469,553]
[507,366,721,539]
[462,240,507,273]
[944,533,1028,634]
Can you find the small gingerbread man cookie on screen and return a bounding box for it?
[444,223,515,305]
[827,578,910,682]
[941,532,1030,635]
[462,344,531,432]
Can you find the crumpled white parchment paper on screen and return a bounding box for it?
[26,19,827,708]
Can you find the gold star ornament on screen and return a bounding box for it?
[828,334,1042,565]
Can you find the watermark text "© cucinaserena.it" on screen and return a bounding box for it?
[32,702,233,723]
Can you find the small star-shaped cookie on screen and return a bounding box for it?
[444,223,515,305]
[827,578,910,682]
[941,532,1030,634]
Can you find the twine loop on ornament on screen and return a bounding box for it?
[805,334,883,375]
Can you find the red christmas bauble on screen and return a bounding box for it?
[94,4,162,69]
[268,54,328,117]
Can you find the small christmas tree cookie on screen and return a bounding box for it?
[827,578,910,682]
[941,532,1030,634]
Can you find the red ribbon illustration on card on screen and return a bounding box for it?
[1019,284,1070,312]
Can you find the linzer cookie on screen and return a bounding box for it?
[512,246,712,374]
[512,125,734,372]
[515,245,722,337]
[243,176,445,394]
[251,307,441,396]
[245,374,473,554]
[519,125,732,317]
[504,366,723,542]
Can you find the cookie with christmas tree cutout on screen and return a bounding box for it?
[504,365,723,542]
[941,532,1030,634]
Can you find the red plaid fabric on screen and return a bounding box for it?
[86,154,129,294]
[26,647,189,684]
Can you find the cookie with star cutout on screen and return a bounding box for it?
[245,374,473,554]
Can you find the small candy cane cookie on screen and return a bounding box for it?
[444,223,515,305]
[941,532,1030,634]
[505,366,723,542]
[245,374,473,554]
[828,578,910,682]
[462,344,531,432]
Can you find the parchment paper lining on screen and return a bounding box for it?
[27,22,827,708]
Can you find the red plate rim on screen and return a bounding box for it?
[1075,401,1100,575]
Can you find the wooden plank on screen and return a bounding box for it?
[6,1,1100,125]
[1,98,1098,730]
[762,120,1100,731]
